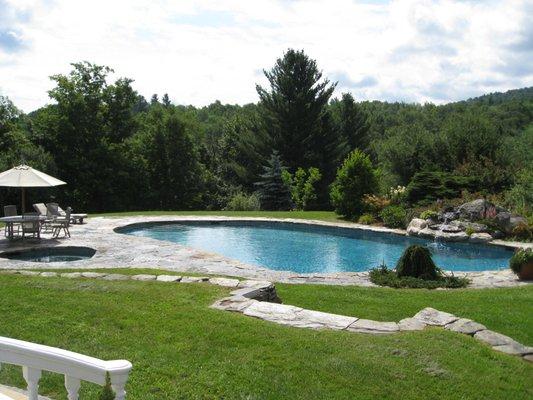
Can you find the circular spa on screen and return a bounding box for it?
[117,221,514,273]
[0,246,96,263]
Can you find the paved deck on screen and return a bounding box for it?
[0,216,530,288]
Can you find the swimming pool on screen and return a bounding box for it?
[119,221,514,273]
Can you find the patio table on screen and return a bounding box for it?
[0,215,46,239]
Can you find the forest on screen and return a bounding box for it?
[0,49,531,229]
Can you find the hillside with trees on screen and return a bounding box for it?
[0,50,531,238]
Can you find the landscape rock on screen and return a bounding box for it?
[444,318,486,335]
[211,296,257,312]
[468,233,493,243]
[131,274,157,281]
[473,330,519,347]
[156,275,181,282]
[180,276,209,283]
[413,308,458,326]
[243,302,357,330]
[18,270,40,276]
[81,272,107,278]
[398,318,427,331]
[523,354,533,363]
[102,273,129,281]
[40,271,58,277]
[60,272,82,278]
[209,277,240,287]
[456,199,502,220]
[346,319,399,334]
[494,212,528,234]
[492,343,533,356]
[433,230,469,242]
[407,218,427,236]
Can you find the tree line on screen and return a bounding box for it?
[0,50,531,220]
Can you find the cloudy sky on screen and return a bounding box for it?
[1,0,532,112]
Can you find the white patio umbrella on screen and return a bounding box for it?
[0,165,66,214]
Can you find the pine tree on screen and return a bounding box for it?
[255,151,292,211]
[256,49,340,172]
[162,93,171,107]
[338,93,369,152]
[99,372,115,400]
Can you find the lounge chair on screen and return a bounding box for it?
[50,208,71,238]
[33,203,54,233]
[3,205,20,237]
[46,202,87,224]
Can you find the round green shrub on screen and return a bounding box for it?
[330,150,379,219]
[509,248,533,274]
[225,192,261,211]
[379,205,407,228]
[419,209,438,220]
[396,245,439,280]
[358,213,375,225]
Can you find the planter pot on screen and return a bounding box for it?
[518,261,533,281]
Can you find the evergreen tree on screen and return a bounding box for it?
[150,94,159,104]
[256,49,340,172]
[336,93,369,152]
[255,151,292,210]
[162,93,171,107]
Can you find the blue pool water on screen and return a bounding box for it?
[119,221,514,273]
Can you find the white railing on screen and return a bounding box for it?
[0,336,132,400]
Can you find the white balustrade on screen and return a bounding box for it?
[0,336,132,400]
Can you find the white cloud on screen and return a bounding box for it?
[0,0,531,112]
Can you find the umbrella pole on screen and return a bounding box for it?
[21,187,25,215]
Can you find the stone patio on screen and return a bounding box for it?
[0,216,531,288]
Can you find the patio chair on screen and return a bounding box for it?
[46,202,87,224]
[50,208,71,238]
[21,212,41,239]
[33,203,54,233]
[3,205,20,237]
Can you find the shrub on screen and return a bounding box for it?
[330,150,379,219]
[511,223,532,241]
[369,264,469,289]
[509,248,533,275]
[406,171,476,204]
[224,192,261,211]
[282,167,322,210]
[358,213,375,225]
[465,226,475,236]
[362,194,390,214]
[388,185,407,204]
[379,205,407,228]
[419,209,438,221]
[396,245,439,280]
[99,373,115,400]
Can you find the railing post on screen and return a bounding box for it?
[112,383,126,400]
[65,375,81,400]
[22,366,42,400]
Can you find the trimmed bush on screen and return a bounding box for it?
[396,245,439,280]
[225,192,261,211]
[99,373,115,400]
[509,248,533,275]
[406,171,476,204]
[330,150,379,219]
[511,223,532,241]
[379,205,407,228]
[358,213,375,225]
[369,265,469,289]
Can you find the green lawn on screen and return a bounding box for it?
[0,272,531,400]
[89,210,345,222]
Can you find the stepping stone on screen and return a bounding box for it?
[61,272,82,278]
[81,272,107,278]
[413,307,458,326]
[180,276,209,283]
[156,275,181,282]
[243,302,357,330]
[346,319,399,334]
[102,273,129,281]
[131,274,157,281]
[473,330,519,347]
[40,272,58,277]
[523,354,533,363]
[211,296,257,312]
[444,318,486,335]
[209,277,240,287]
[0,270,19,274]
[398,318,426,331]
[18,270,40,276]
[492,343,533,356]
[237,280,272,289]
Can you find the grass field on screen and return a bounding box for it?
[0,271,531,400]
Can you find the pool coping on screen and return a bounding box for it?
[0,216,531,288]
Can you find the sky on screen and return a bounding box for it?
[0,0,532,112]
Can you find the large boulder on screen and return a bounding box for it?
[456,199,504,220]
[494,212,528,234]
[407,218,427,236]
